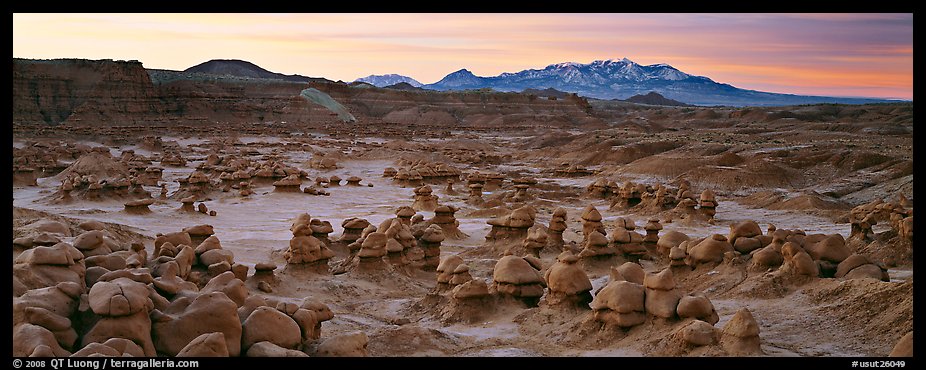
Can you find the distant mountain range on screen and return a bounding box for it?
[418,58,895,107]
[184,59,329,83]
[354,74,422,87]
[181,58,898,107]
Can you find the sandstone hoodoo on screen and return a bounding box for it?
[699,189,718,219]
[428,205,468,240]
[435,255,464,292]
[542,251,592,308]
[395,206,417,225]
[580,205,605,245]
[412,184,439,211]
[546,207,568,250]
[124,198,155,213]
[285,214,335,272]
[485,206,536,253]
[339,218,372,247]
[272,174,302,192]
[590,272,646,328]
[720,308,763,355]
[610,217,648,261]
[587,178,612,199]
[521,227,548,258]
[467,183,484,205]
[643,268,682,320]
[492,255,546,306]
[418,224,445,270]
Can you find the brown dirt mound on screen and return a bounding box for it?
[52,152,129,181]
[621,155,709,179]
[715,152,746,167]
[764,193,851,213]
[802,279,913,356]
[686,159,804,190]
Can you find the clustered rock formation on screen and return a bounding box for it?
[284,213,336,273]
[484,206,536,254]
[599,179,719,222]
[386,160,462,187]
[13,219,347,357]
[411,185,439,211]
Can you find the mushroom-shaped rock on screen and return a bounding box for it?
[358,232,388,258]
[430,205,468,240]
[339,218,371,244]
[492,255,545,303]
[395,206,417,224]
[643,218,663,243]
[547,207,568,249]
[124,198,155,212]
[590,280,646,328]
[485,206,536,247]
[522,227,548,258]
[721,308,762,355]
[436,255,464,289]
[580,205,605,244]
[643,269,681,319]
[346,176,362,186]
[543,251,592,307]
[412,185,439,211]
[419,224,445,270]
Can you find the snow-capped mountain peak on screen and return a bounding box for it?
[420,57,891,106]
[354,73,422,87]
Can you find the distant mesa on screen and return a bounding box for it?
[184,59,329,83]
[623,92,693,107]
[354,74,422,88]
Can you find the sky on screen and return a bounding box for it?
[12,13,913,100]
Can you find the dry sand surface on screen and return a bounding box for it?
[11,102,914,358]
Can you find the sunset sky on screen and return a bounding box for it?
[12,13,913,100]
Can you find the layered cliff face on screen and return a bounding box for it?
[13,58,169,125]
[312,82,601,128]
[13,58,603,128]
